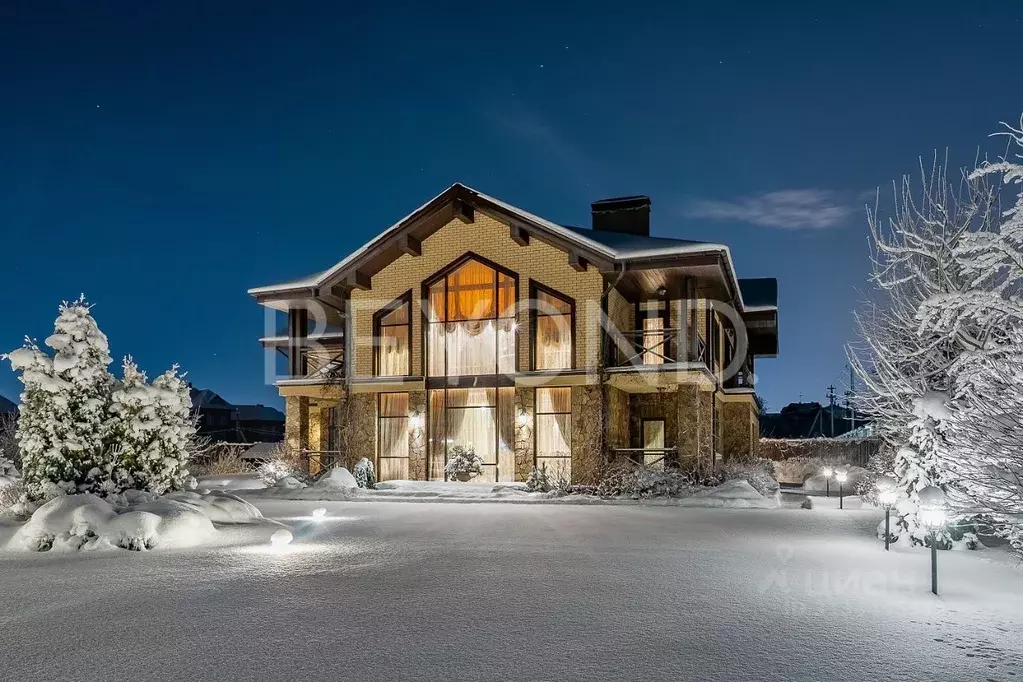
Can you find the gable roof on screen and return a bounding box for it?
[235,404,285,423]
[190,388,232,409]
[249,182,756,310]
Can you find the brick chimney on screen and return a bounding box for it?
[591,195,651,237]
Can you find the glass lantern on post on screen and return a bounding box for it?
[835,469,848,509]
[876,475,898,551]
[917,485,947,596]
[821,467,833,497]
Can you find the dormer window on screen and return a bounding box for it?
[373,291,412,376]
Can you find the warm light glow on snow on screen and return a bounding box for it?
[270,529,294,547]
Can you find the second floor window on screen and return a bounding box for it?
[531,282,574,370]
[426,257,517,377]
[374,291,411,376]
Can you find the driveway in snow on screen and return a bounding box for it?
[0,501,1020,681]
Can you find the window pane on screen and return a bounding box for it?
[642,317,666,365]
[498,274,516,317]
[428,391,445,480]
[444,320,496,376]
[379,417,409,459]
[378,326,409,376]
[498,387,515,482]
[427,323,445,377]
[498,318,516,373]
[643,420,665,468]
[536,315,572,370]
[446,387,496,408]
[447,260,495,321]
[380,302,408,326]
[379,392,409,417]
[536,387,571,414]
[537,290,572,316]
[447,406,495,463]
[536,414,571,457]
[428,282,445,322]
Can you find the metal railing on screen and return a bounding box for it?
[614,447,679,467]
[303,450,344,477]
[606,329,680,367]
[723,359,754,389]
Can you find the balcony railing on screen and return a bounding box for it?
[606,329,713,368]
[723,359,754,390]
[614,447,678,468]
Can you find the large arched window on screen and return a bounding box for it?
[424,255,517,378]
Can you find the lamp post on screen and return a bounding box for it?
[876,475,898,551]
[835,469,848,509]
[918,486,947,596]
[821,467,833,497]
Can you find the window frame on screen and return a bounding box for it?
[377,392,410,479]
[372,289,413,377]
[635,298,671,365]
[420,252,519,384]
[533,386,573,479]
[529,280,576,371]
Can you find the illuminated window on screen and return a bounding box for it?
[535,387,572,480]
[373,291,411,376]
[531,282,574,370]
[377,393,409,481]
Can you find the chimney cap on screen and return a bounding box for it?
[591,195,651,212]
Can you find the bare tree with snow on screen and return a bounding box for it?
[848,157,998,546]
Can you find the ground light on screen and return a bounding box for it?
[918,486,947,596]
[270,529,294,547]
[835,469,848,509]
[821,467,833,497]
[876,475,898,551]
[311,508,327,521]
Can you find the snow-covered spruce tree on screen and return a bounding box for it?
[848,158,998,546]
[4,298,115,500]
[106,358,195,495]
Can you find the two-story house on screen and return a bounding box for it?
[249,184,778,484]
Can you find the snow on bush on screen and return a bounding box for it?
[684,479,778,509]
[256,444,304,486]
[716,458,780,498]
[314,467,358,491]
[353,457,376,489]
[444,445,484,480]
[525,464,552,493]
[7,488,261,552]
[4,298,198,500]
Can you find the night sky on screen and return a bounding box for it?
[2,2,1021,411]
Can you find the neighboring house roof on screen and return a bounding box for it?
[248,182,761,312]
[234,404,285,423]
[190,388,233,410]
[0,395,16,415]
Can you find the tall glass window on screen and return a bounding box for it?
[373,292,411,376]
[377,393,409,480]
[535,387,572,480]
[426,259,516,377]
[531,284,574,370]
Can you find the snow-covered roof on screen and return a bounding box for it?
[248,182,758,311]
[234,404,285,423]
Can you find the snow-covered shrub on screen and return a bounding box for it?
[444,445,483,480]
[856,445,897,505]
[353,457,376,489]
[257,444,305,486]
[716,458,780,497]
[190,447,250,477]
[105,358,195,495]
[0,412,18,469]
[594,461,698,499]
[0,476,25,516]
[525,464,552,493]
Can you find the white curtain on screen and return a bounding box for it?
[642,317,666,365]
[536,315,571,369]
[378,327,408,376]
[535,387,571,480]
[444,321,497,376]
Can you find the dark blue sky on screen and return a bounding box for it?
[1,2,1020,411]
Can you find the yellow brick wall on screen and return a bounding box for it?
[607,288,633,334]
[350,212,604,377]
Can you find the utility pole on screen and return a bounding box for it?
[827,385,837,437]
[844,365,856,429]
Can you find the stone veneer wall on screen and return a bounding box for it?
[284,396,309,453]
[571,385,603,484]
[607,386,629,451]
[720,401,758,461]
[629,390,679,454]
[408,390,427,480]
[348,393,377,468]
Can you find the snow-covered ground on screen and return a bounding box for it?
[0,500,1020,681]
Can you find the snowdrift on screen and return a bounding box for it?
[7,490,263,552]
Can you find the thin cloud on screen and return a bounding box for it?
[685,190,856,230]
